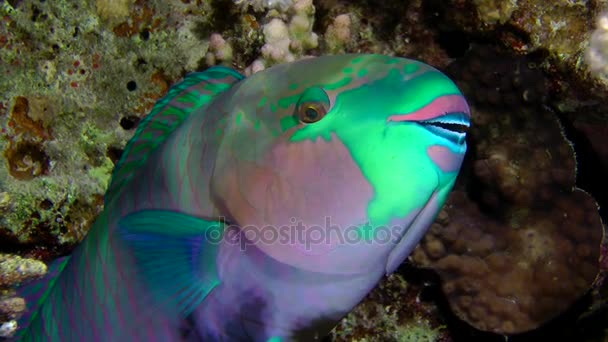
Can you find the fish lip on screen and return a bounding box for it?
[387,94,471,122]
[418,111,470,145]
[418,112,471,128]
[387,94,471,145]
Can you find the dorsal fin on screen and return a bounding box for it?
[105,66,245,205]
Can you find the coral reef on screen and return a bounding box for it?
[429,0,608,176]
[0,298,24,338]
[0,0,607,341]
[429,0,592,67]
[0,254,46,287]
[206,33,234,66]
[582,10,608,171]
[411,46,605,335]
[0,0,222,251]
[587,11,608,78]
[0,321,17,339]
[0,254,46,338]
[234,0,294,13]
[254,0,319,67]
[414,189,602,334]
[331,271,448,342]
[324,14,353,54]
[314,1,453,67]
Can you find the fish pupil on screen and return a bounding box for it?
[305,107,319,121]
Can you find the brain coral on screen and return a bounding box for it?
[412,46,606,334]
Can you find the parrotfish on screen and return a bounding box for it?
[14,54,470,341]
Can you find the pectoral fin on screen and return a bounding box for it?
[117,210,225,316]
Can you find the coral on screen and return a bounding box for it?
[243,59,266,76]
[586,11,608,79]
[394,322,442,342]
[472,0,518,25]
[314,1,453,68]
[0,0,606,340]
[95,0,132,24]
[205,33,234,66]
[287,0,318,50]
[0,297,26,321]
[432,0,592,59]
[428,0,608,172]
[0,254,46,337]
[414,189,603,334]
[250,0,318,67]
[192,0,317,71]
[0,254,47,287]
[324,14,353,54]
[4,140,51,181]
[0,0,220,251]
[261,18,293,62]
[0,320,17,338]
[233,0,294,13]
[331,272,448,342]
[411,46,605,335]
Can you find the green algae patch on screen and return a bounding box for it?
[88,156,114,191]
[395,321,444,342]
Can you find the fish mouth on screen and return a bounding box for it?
[387,94,471,146]
[418,112,470,145]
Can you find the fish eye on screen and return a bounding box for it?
[298,102,327,124]
[295,86,330,124]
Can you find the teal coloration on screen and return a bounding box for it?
[287,62,463,226]
[207,53,471,277]
[324,76,352,90]
[404,63,419,73]
[15,54,470,342]
[15,65,246,341]
[117,210,224,316]
[296,87,330,109]
[106,66,245,206]
[280,115,299,132]
[15,257,70,332]
[258,97,268,107]
[357,68,368,77]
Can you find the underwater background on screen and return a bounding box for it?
[0,0,607,341]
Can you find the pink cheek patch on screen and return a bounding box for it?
[387,94,471,122]
[427,145,465,173]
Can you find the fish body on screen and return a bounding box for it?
[15,54,470,341]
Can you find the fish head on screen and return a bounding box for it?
[211,54,470,274]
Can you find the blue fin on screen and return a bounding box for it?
[116,210,225,316]
[105,66,245,206]
[15,256,70,335]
